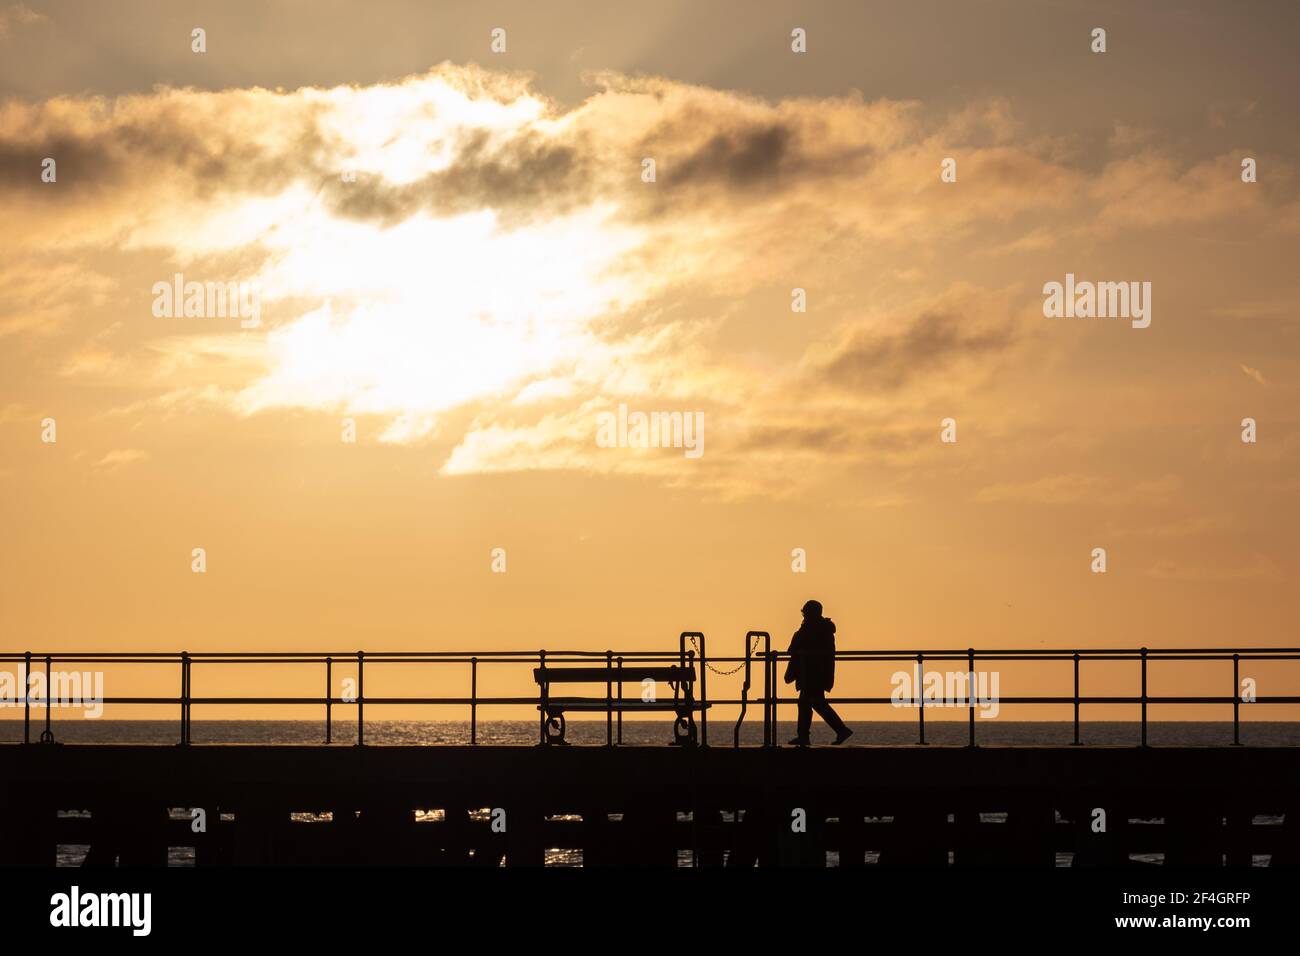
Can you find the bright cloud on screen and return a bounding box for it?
[3,63,1296,498]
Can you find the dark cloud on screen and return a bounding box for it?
[627,114,878,221]
[672,123,793,186]
[812,310,1017,392]
[737,418,933,459]
[0,71,896,234]
[323,128,595,227]
[0,89,603,228]
[737,422,854,453]
[0,99,333,197]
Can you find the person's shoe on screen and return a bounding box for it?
[833,728,855,745]
[787,736,810,747]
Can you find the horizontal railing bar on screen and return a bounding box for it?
[4,647,1299,661]
[10,696,1300,707]
[827,654,1300,662]
[766,696,1300,705]
[184,697,543,705]
[0,650,688,661]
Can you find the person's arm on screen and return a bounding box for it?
[783,632,801,684]
[826,630,836,691]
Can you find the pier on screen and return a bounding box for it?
[2,639,1298,866]
[4,744,1300,866]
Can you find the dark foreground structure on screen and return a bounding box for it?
[3,744,1299,866]
[4,640,1298,866]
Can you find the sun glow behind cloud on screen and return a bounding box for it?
[237,202,647,437]
[314,73,553,186]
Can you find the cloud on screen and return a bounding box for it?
[789,285,1033,417]
[1144,554,1284,583]
[1211,298,1300,320]
[807,308,1018,394]
[1085,150,1283,234]
[974,474,1182,506]
[1105,514,1231,540]
[0,258,115,338]
[5,64,1290,498]
[1239,363,1267,386]
[0,4,45,40]
[0,65,1089,248]
[323,128,593,227]
[96,448,149,469]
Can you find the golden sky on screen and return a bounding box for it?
[2,1,1298,721]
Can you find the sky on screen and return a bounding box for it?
[2,0,1298,722]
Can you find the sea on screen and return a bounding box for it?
[5,718,1299,747]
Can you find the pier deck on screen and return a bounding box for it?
[3,744,1298,866]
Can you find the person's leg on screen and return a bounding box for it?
[812,692,849,736]
[794,690,813,742]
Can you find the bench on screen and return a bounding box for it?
[534,664,710,746]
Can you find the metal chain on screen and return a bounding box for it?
[689,634,763,675]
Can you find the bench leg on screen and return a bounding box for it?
[673,711,697,746]
[542,711,568,746]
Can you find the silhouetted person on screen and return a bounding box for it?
[784,600,852,746]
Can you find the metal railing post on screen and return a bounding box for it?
[325,657,332,744]
[471,657,478,746]
[1072,652,1081,745]
[734,635,752,748]
[916,652,926,745]
[616,657,624,745]
[1232,654,1241,746]
[23,650,31,744]
[605,650,613,747]
[1139,647,1148,748]
[180,651,190,745]
[698,633,708,747]
[680,650,691,712]
[356,650,365,747]
[40,655,54,743]
[967,648,976,747]
[538,650,547,745]
[768,648,776,747]
[764,634,773,747]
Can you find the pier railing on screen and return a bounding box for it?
[3,635,1298,747]
[731,634,1300,748]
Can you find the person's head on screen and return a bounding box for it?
[801,599,823,621]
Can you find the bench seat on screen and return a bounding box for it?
[533,666,693,684]
[538,698,712,712]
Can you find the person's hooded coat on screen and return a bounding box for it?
[784,617,837,692]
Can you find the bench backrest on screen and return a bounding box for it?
[533,665,694,685]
